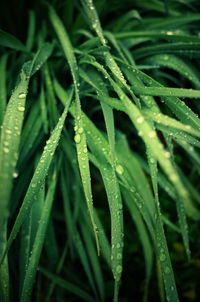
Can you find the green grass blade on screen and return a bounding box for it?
[39,85,49,134]
[144,54,200,88]
[115,31,200,43]
[31,42,54,76]
[49,4,100,253]
[0,54,8,127]
[91,154,123,282]
[81,214,105,301]
[21,171,57,301]
[0,62,30,231]
[143,110,200,138]
[39,267,94,302]
[135,86,200,98]
[0,29,28,52]
[26,11,36,51]
[0,94,71,264]
[136,69,200,130]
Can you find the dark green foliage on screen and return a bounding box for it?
[0,0,200,301]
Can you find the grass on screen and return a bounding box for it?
[0,0,200,301]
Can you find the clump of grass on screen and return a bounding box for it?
[0,0,200,301]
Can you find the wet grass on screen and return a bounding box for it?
[0,0,200,301]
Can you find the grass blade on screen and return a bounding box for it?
[21,171,57,301]
[48,4,100,253]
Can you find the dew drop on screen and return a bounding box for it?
[116,165,124,175]
[13,172,18,178]
[18,93,26,99]
[116,265,122,274]
[136,116,144,124]
[160,253,166,262]
[164,266,170,274]
[18,106,25,112]
[3,147,9,153]
[5,129,12,134]
[74,134,81,144]
[150,158,155,164]
[164,151,171,158]
[78,127,84,134]
[117,253,122,260]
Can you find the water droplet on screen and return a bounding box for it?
[116,265,122,274]
[18,106,25,112]
[150,157,155,164]
[18,93,26,99]
[74,134,81,144]
[78,127,84,134]
[117,253,122,260]
[164,266,170,274]
[148,131,156,138]
[160,253,166,262]
[116,165,124,175]
[136,116,144,124]
[13,172,18,178]
[3,147,9,153]
[164,151,171,158]
[5,129,12,134]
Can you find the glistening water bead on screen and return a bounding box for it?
[74,134,81,144]
[78,127,84,134]
[116,165,124,175]
[3,147,9,153]
[13,172,18,178]
[136,116,144,124]
[116,265,122,274]
[160,253,166,261]
[18,106,25,112]
[5,129,12,134]
[164,151,171,158]
[18,93,26,99]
